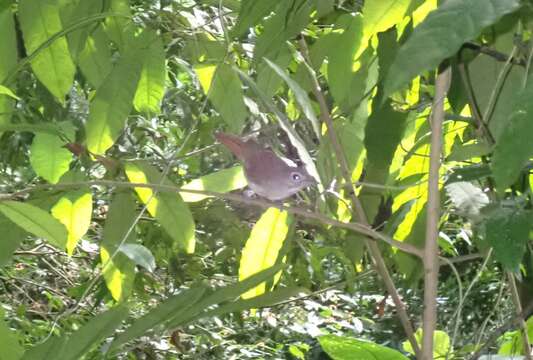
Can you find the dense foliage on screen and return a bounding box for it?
[1,0,533,359]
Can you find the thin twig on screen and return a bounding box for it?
[507,272,533,359]
[2,180,424,258]
[422,64,451,360]
[298,36,421,357]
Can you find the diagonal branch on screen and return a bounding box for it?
[298,36,421,358]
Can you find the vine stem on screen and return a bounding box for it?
[422,64,451,359]
[298,37,421,357]
[507,272,533,359]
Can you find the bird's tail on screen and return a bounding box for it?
[215,132,261,161]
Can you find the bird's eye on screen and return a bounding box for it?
[291,172,301,181]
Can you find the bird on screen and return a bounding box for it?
[215,132,315,201]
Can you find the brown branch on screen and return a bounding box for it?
[1,180,424,258]
[298,37,421,357]
[422,65,451,359]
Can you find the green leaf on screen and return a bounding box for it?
[109,286,207,352]
[0,201,67,249]
[384,0,522,97]
[257,44,292,97]
[484,205,530,272]
[361,98,408,220]
[118,244,155,272]
[0,309,23,360]
[29,133,72,184]
[133,31,166,114]
[124,162,196,253]
[263,58,320,137]
[23,306,128,360]
[319,335,409,360]
[103,0,132,49]
[85,30,147,155]
[231,0,280,38]
[0,215,27,267]
[180,166,247,202]
[209,63,247,132]
[0,4,20,126]
[327,14,363,108]
[253,0,312,63]
[166,263,285,329]
[492,78,533,191]
[0,122,63,136]
[446,142,491,162]
[18,0,76,103]
[0,84,19,100]
[239,207,290,299]
[362,0,411,39]
[101,192,137,302]
[402,329,450,358]
[203,287,307,318]
[78,27,112,89]
[60,0,103,61]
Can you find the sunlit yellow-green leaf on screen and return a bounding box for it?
[18,0,75,103]
[181,166,247,202]
[133,32,166,114]
[195,64,217,93]
[0,84,19,100]
[30,133,72,184]
[362,0,411,39]
[209,63,247,132]
[239,207,290,299]
[124,162,196,253]
[51,190,93,255]
[0,201,67,249]
[403,329,450,359]
[85,31,147,155]
[101,192,137,302]
[78,28,112,89]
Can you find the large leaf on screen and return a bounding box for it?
[0,215,27,267]
[492,78,533,191]
[208,63,247,133]
[239,207,290,299]
[22,306,128,360]
[0,309,23,360]
[402,329,450,359]
[51,190,92,255]
[133,32,166,114]
[361,98,408,220]
[78,27,112,89]
[484,205,530,272]
[319,335,409,360]
[85,30,147,155]
[124,162,196,253]
[0,5,17,126]
[0,201,67,249]
[110,264,284,352]
[253,0,311,63]
[109,286,207,352]
[257,44,292,98]
[101,192,137,302]
[29,133,72,184]
[180,166,247,202]
[231,0,281,38]
[327,14,364,109]
[362,0,411,39]
[263,58,320,137]
[60,0,103,61]
[384,0,522,97]
[18,0,76,103]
